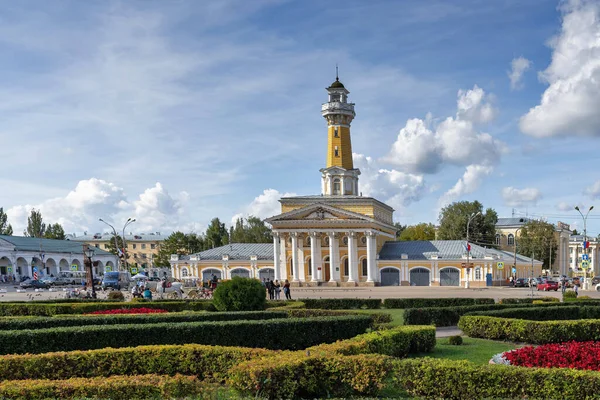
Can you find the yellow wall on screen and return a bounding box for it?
[327,125,353,169]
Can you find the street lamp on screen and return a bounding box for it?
[575,206,594,290]
[82,244,96,299]
[99,218,120,270]
[465,211,481,289]
[122,218,136,271]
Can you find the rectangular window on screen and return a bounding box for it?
[104,244,109,249]
[151,244,156,250]
[141,244,146,249]
[141,253,147,259]
[94,244,99,248]
[334,127,339,137]
[132,244,137,249]
[334,146,339,157]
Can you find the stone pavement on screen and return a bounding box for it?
[436,326,464,338]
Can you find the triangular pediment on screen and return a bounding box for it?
[266,203,374,224]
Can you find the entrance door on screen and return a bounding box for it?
[380,268,400,286]
[439,268,460,286]
[230,268,250,278]
[202,269,222,281]
[324,256,331,282]
[409,268,430,286]
[258,268,274,281]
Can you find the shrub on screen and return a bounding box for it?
[265,300,305,309]
[0,301,212,316]
[0,344,272,383]
[532,300,544,304]
[383,298,494,309]
[212,277,265,311]
[87,307,168,314]
[107,291,125,301]
[228,353,394,399]
[459,316,600,344]
[395,357,600,400]
[499,297,559,304]
[464,305,600,321]
[0,315,372,354]
[285,308,392,326]
[503,341,600,370]
[0,311,288,331]
[448,335,463,345]
[301,298,382,309]
[0,374,203,400]
[563,290,578,300]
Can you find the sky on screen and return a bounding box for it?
[1,0,600,240]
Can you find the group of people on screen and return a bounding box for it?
[131,281,154,300]
[262,278,291,300]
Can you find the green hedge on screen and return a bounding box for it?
[285,308,392,326]
[301,298,382,309]
[395,358,600,400]
[0,301,212,316]
[0,343,272,383]
[0,374,204,400]
[0,310,287,331]
[383,298,494,309]
[0,315,372,354]
[459,316,600,343]
[465,305,600,321]
[498,296,559,304]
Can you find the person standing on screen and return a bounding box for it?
[274,280,281,300]
[266,279,274,300]
[283,279,292,300]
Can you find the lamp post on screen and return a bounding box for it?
[465,211,481,289]
[575,206,594,290]
[122,218,136,271]
[99,218,120,270]
[82,244,96,299]
[513,227,523,285]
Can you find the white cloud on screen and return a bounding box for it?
[439,165,493,207]
[384,85,503,174]
[508,56,532,90]
[232,189,297,225]
[520,0,600,137]
[556,201,577,212]
[584,180,600,199]
[501,186,542,207]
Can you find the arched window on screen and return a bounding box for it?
[333,179,341,195]
[343,258,349,276]
[495,234,500,246]
[475,267,481,280]
[181,268,188,277]
[508,234,514,246]
[361,258,368,276]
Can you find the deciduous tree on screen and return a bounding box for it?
[0,208,13,235]
[518,220,558,271]
[24,209,46,238]
[205,218,229,248]
[399,223,436,241]
[437,201,498,246]
[44,223,66,240]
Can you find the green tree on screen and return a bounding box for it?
[24,209,46,238]
[105,235,125,257]
[0,208,13,235]
[154,232,206,268]
[213,276,266,311]
[572,229,579,235]
[44,223,66,240]
[517,220,558,271]
[399,223,437,241]
[437,201,498,246]
[205,218,229,248]
[393,222,407,240]
[230,216,272,243]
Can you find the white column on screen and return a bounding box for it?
[273,233,281,281]
[298,235,306,282]
[366,231,375,283]
[310,232,320,282]
[328,232,338,282]
[348,231,358,283]
[328,175,333,195]
[280,234,288,280]
[291,233,299,282]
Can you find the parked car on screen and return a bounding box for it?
[592,276,600,285]
[20,280,49,289]
[40,277,57,286]
[514,278,529,287]
[53,277,76,286]
[537,280,559,291]
[529,277,543,287]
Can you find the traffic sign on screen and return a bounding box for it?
[71,264,78,271]
[582,260,590,268]
[512,267,516,274]
[497,262,504,270]
[7,267,12,273]
[582,254,589,261]
[105,266,112,272]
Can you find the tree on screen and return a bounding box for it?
[437,201,498,246]
[105,235,126,257]
[0,208,13,235]
[399,223,436,241]
[229,216,272,243]
[393,222,407,240]
[24,209,46,238]
[517,220,558,271]
[154,231,206,268]
[572,229,580,235]
[205,218,229,248]
[44,223,65,240]
[213,277,266,311]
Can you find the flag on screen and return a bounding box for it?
[583,241,589,249]
[464,242,471,252]
[117,248,124,258]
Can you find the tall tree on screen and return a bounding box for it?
[24,209,46,238]
[572,229,579,235]
[154,231,204,268]
[205,218,229,248]
[399,223,436,241]
[437,201,498,246]
[393,222,407,241]
[0,208,13,235]
[230,216,272,243]
[105,235,126,257]
[44,223,66,240]
[517,220,558,271]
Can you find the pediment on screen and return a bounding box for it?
[266,203,374,224]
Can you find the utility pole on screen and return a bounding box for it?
[513,227,523,283]
[575,206,594,290]
[465,211,481,289]
[530,250,535,298]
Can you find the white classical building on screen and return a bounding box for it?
[0,235,118,280]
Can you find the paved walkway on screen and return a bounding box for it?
[436,326,463,338]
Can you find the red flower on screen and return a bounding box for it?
[503,341,600,371]
[86,308,168,315]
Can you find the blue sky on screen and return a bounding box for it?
[1,0,600,239]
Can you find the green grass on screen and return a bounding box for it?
[350,309,404,327]
[411,337,522,365]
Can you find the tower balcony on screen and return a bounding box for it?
[321,102,355,117]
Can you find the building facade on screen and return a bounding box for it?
[568,235,599,277]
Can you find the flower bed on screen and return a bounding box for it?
[86,307,168,315]
[503,341,600,370]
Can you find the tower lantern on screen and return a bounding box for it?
[320,74,360,196]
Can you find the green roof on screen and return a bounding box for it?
[0,235,114,256]
[328,78,345,89]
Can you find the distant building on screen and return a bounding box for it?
[568,235,599,277]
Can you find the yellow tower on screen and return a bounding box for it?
[320,74,360,196]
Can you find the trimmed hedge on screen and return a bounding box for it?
[0,343,272,383]
[285,308,392,326]
[0,374,203,400]
[300,298,382,309]
[307,325,435,357]
[459,316,600,344]
[465,305,600,321]
[383,297,494,309]
[0,315,372,354]
[396,358,600,400]
[0,301,212,316]
[499,296,559,304]
[0,310,287,331]
[229,353,393,399]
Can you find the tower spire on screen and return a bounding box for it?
[336,64,339,81]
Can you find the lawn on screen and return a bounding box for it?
[411,337,522,365]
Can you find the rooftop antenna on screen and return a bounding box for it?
[336,63,339,81]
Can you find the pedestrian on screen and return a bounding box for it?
[574,283,579,297]
[274,280,281,300]
[561,277,567,294]
[143,286,153,300]
[283,279,292,300]
[267,279,274,300]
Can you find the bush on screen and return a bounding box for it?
[383,298,494,309]
[0,301,213,316]
[464,305,600,321]
[459,316,600,344]
[107,291,125,301]
[0,374,203,400]
[265,300,305,309]
[0,315,372,354]
[307,325,436,357]
[0,311,288,331]
[0,343,272,383]
[448,335,463,345]
[564,290,578,300]
[395,358,600,400]
[229,353,394,399]
[285,308,392,326]
[212,277,266,311]
[301,299,382,309]
[499,297,559,304]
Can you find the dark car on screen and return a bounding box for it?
[592,276,600,285]
[529,277,543,287]
[514,278,528,287]
[537,280,559,291]
[20,280,49,289]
